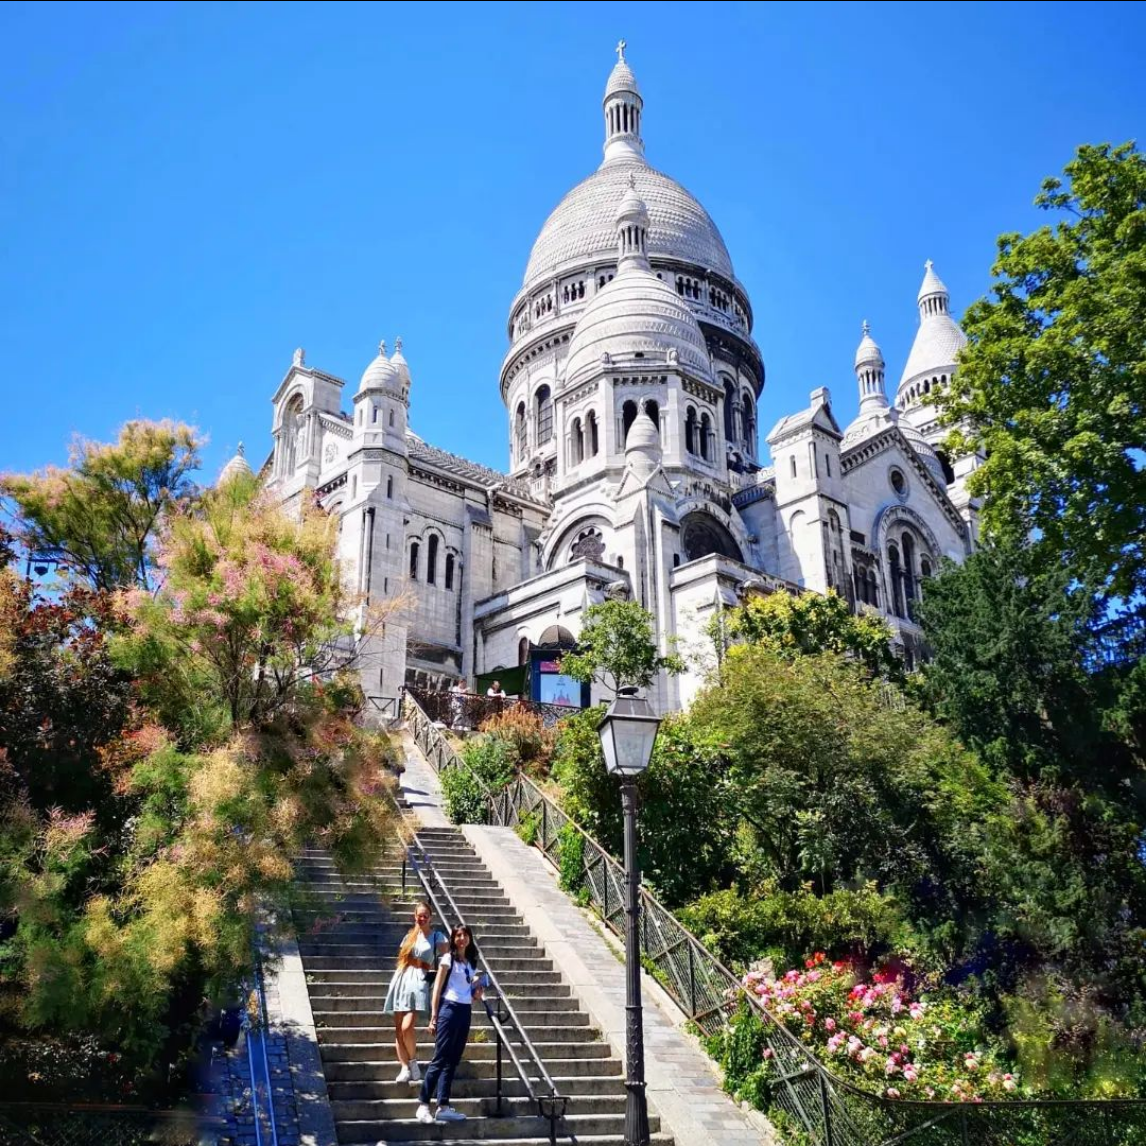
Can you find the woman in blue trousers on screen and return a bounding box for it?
[415,924,484,1124]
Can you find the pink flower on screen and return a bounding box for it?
[885,1059,899,1076]
[886,1088,900,1099]
[909,1003,924,1020]
[903,1067,918,1082]
[762,1048,773,1060]
[878,1035,889,1048]
[1003,1079,1017,1092]
[824,1018,836,1032]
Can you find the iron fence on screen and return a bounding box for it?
[0,1105,201,1146]
[401,688,1146,1146]
[405,686,578,731]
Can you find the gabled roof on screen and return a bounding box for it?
[766,387,841,444]
[406,434,546,506]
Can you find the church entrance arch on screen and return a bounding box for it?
[680,512,743,564]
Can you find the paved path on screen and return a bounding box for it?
[396,725,775,1145]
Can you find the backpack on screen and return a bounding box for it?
[424,929,447,983]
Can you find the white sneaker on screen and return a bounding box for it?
[416,1104,434,1125]
[436,1106,466,1122]
[407,1059,421,1083]
[394,1064,410,1084]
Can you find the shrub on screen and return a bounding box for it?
[440,765,488,825]
[515,810,540,846]
[460,735,517,790]
[478,708,555,770]
[557,822,585,894]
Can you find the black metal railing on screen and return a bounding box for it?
[405,686,578,731]
[0,1104,201,1146]
[243,945,278,1146]
[394,814,567,1143]
[402,688,1146,1146]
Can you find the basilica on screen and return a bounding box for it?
[231,45,980,713]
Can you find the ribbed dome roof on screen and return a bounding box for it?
[854,321,884,369]
[358,341,398,393]
[605,57,640,99]
[218,444,253,485]
[899,317,967,389]
[565,266,712,386]
[899,420,948,482]
[523,158,734,290]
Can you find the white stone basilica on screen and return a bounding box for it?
[245,45,979,712]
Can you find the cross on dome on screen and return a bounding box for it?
[616,39,626,61]
[378,339,387,356]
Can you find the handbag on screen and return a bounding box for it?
[424,930,446,983]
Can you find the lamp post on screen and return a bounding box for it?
[598,686,661,1146]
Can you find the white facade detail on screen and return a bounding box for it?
[251,46,977,714]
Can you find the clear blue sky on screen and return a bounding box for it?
[2,1,1143,481]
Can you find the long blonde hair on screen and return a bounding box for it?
[397,902,433,969]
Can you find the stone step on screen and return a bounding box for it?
[331,1094,627,1122]
[327,1072,622,1098]
[314,1009,591,1032]
[335,1111,660,1143]
[320,1040,615,1065]
[324,1057,621,1084]
[306,968,566,989]
[309,992,578,1014]
[348,1135,673,1146]
[301,954,554,972]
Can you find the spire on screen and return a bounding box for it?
[218,442,254,486]
[917,259,950,319]
[602,41,645,166]
[854,320,889,413]
[624,403,661,479]
[615,176,651,273]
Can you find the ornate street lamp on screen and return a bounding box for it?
[598,686,661,1146]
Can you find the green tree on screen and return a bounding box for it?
[2,420,203,591]
[913,540,1128,782]
[712,589,903,682]
[559,598,684,695]
[939,142,1146,607]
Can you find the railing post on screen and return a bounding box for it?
[495,1032,504,1117]
[960,1107,970,1146]
[401,857,407,900]
[687,940,696,1020]
[819,1071,835,1146]
[603,859,609,924]
[542,800,548,849]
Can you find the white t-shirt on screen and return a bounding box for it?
[440,953,477,1004]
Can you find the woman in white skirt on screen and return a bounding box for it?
[383,901,448,1083]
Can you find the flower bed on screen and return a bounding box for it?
[742,953,1018,1102]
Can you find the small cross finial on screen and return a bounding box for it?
[237,441,245,456]
[378,339,387,357]
[616,39,626,61]
[924,258,933,271]
[395,336,403,353]
[862,319,870,336]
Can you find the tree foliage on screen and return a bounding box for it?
[2,420,203,590]
[939,142,1146,606]
[712,589,903,682]
[559,599,684,695]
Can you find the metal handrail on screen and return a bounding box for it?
[395,817,567,1141]
[243,944,279,1146]
[402,687,1146,1146]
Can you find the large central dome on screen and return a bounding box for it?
[523,157,735,290]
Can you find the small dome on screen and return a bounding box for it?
[605,42,640,99]
[218,443,253,485]
[359,340,398,393]
[918,259,948,302]
[565,271,711,386]
[854,320,884,369]
[626,407,659,454]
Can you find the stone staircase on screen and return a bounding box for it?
[296,825,673,1144]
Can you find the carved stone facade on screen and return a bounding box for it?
[240,46,977,714]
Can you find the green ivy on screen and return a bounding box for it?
[557,822,585,894]
[515,810,540,846]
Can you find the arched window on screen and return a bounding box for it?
[371,403,378,424]
[280,394,305,474]
[427,534,439,585]
[386,475,393,498]
[685,406,697,454]
[536,386,553,445]
[622,400,638,444]
[515,402,527,458]
[700,413,712,461]
[389,408,395,427]
[572,417,584,464]
[901,532,917,616]
[722,378,737,442]
[888,542,904,618]
[921,555,933,580]
[409,541,420,581]
[644,399,660,435]
[588,410,599,456]
[742,392,756,453]
[518,636,531,665]
[445,553,455,590]
[790,455,797,478]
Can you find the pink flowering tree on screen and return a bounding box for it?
[118,471,401,732]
